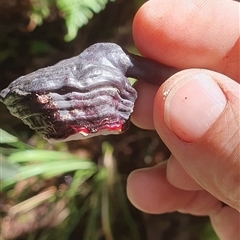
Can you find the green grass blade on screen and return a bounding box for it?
[0,157,20,180]
[1,160,95,189]
[0,128,18,143]
[8,149,87,163]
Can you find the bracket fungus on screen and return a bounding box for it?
[0,43,177,142]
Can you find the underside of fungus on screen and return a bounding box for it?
[0,43,177,142]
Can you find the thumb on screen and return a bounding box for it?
[153,69,240,211]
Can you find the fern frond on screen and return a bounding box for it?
[56,0,112,41]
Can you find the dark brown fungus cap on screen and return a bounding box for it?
[0,43,178,142]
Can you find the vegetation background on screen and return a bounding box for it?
[0,0,218,239]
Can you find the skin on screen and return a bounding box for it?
[127,0,240,239]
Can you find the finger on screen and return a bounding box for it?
[127,162,222,215]
[167,155,203,190]
[133,0,239,81]
[210,206,240,240]
[127,162,240,239]
[153,69,240,210]
[131,81,158,129]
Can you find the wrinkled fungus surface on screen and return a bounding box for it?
[0,43,177,142]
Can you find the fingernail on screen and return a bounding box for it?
[164,72,227,142]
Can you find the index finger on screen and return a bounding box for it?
[133,0,239,81]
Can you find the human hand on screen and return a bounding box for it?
[126,0,240,239]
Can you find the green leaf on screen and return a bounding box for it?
[29,40,52,55]
[8,149,87,163]
[0,157,20,180]
[1,159,96,189]
[0,128,18,143]
[56,0,112,41]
